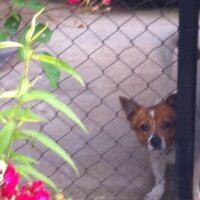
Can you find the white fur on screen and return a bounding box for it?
[144,148,175,200]
[161,137,167,151]
[145,139,200,200]
[147,135,154,151]
[150,110,155,119]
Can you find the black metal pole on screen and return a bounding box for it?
[176,0,199,199]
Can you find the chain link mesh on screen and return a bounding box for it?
[0,0,178,199]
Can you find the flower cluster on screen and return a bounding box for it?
[16,181,50,200]
[66,0,112,12]
[1,163,19,199]
[0,161,50,200]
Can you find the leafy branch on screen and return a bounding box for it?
[0,7,86,198]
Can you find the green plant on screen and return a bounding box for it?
[0,0,45,42]
[0,7,86,199]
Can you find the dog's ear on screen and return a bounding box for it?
[165,93,177,110]
[119,96,140,121]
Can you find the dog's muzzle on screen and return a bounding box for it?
[148,135,162,150]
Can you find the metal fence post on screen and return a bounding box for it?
[176,0,199,199]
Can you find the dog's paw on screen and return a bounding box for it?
[144,192,162,200]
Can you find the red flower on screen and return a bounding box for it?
[1,163,19,198]
[102,0,112,5]
[67,0,80,4]
[16,181,50,200]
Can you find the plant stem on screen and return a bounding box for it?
[6,58,30,162]
[6,134,14,162]
[25,56,30,77]
[5,98,23,162]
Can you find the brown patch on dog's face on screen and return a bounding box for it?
[131,103,176,149]
[119,94,176,150]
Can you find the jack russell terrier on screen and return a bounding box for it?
[119,93,200,200]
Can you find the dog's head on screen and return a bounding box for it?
[119,94,176,151]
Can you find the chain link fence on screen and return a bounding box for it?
[0,0,178,199]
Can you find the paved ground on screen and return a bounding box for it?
[0,1,178,199]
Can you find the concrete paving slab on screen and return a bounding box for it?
[0,1,179,199]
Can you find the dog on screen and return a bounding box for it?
[119,93,200,200]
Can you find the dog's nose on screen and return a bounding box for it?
[149,135,162,149]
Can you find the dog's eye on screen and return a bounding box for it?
[140,124,150,132]
[162,121,172,129]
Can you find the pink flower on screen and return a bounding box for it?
[16,180,50,200]
[1,163,20,198]
[67,0,80,4]
[102,0,112,5]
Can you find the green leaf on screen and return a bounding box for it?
[0,107,45,123]
[12,0,26,7]
[22,129,79,175]
[17,77,30,97]
[0,114,7,123]
[11,153,38,165]
[18,44,33,61]
[0,41,23,49]
[25,8,44,44]
[18,26,28,45]
[43,61,60,88]
[19,23,52,44]
[0,32,7,42]
[0,121,15,155]
[17,27,33,61]
[4,13,22,34]
[27,0,44,12]
[0,107,17,121]
[19,172,31,181]
[32,54,85,86]
[15,164,58,192]
[0,90,17,98]
[13,129,28,140]
[21,90,87,132]
[19,109,45,123]
[31,23,52,43]
[15,166,31,181]
[31,23,49,43]
[40,52,60,88]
